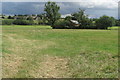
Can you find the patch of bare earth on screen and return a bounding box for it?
[30,55,70,78]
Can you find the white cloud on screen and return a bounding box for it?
[61,14,71,18]
[72,0,118,9]
[2,0,118,9]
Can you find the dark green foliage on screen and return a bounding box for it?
[2,20,14,25]
[53,9,96,29]
[65,16,72,21]
[110,17,116,26]
[72,9,86,21]
[8,16,14,19]
[52,19,71,29]
[32,14,36,16]
[37,13,47,25]
[37,13,45,20]
[38,20,48,25]
[72,9,94,29]
[13,19,33,25]
[27,16,34,21]
[95,15,116,29]
[115,20,120,26]
[53,12,96,29]
[80,18,94,29]
[2,16,5,19]
[16,16,26,20]
[92,18,98,21]
[82,19,97,29]
[44,1,61,27]
[28,20,34,25]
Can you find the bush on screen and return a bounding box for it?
[53,19,96,29]
[79,19,96,29]
[95,15,115,29]
[8,16,14,19]
[84,20,97,29]
[13,19,34,25]
[38,20,46,25]
[2,20,14,25]
[27,16,34,20]
[2,16,5,19]
[115,20,120,26]
[29,20,34,25]
[52,19,71,29]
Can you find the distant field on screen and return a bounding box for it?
[2,25,118,78]
[108,26,119,30]
[2,25,52,29]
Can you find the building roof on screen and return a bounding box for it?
[70,20,79,24]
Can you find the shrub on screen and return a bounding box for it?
[2,20,14,25]
[84,19,97,29]
[95,15,115,29]
[79,19,95,29]
[27,16,34,21]
[2,16,5,19]
[52,19,71,29]
[13,19,34,25]
[115,20,120,26]
[28,20,34,25]
[8,16,14,19]
[38,20,46,25]
[53,19,96,29]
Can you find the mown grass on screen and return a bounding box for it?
[2,25,118,78]
[108,26,119,30]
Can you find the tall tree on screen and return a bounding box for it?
[72,9,92,29]
[44,1,61,27]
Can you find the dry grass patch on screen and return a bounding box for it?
[30,55,70,78]
[2,54,26,78]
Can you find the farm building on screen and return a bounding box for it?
[70,20,80,27]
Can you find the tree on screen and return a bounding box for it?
[26,16,34,25]
[115,19,120,26]
[65,16,72,21]
[8,16,13,19]
[95,15,115,29]
[2,16,5,19]
[37,14,43,20]
[44,1,61,27]
[16,15,26,20]
[72,9,92,29]
[37,13,47,25]
[27,16,34,21]
[110,17,116,26]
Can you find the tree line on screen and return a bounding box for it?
[1,1,120,29]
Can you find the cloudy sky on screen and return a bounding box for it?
[1,0,120,19]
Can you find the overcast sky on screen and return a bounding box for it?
[1,0,120,19]
[1,0,119,2]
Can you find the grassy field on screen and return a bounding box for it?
[2,25,118,78]
[108,26,119,30]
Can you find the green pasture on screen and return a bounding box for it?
[2,25,118,78]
